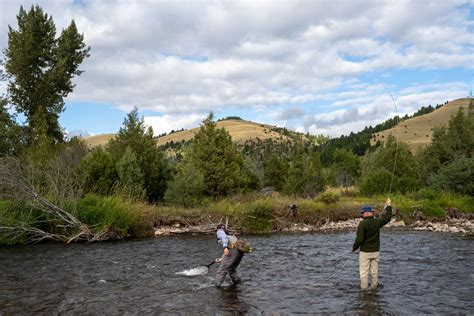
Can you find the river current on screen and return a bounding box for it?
[1,231,473,315]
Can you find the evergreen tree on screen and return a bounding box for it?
[284,151,325,197]
[418,107,474,194]
[331,148,361,187]
[165,113,250,201]
[263,153,288,191]
[4,5,90,144]
[359,135,419,195]
[164,154,206,206]
[108,108,170,202]
[429,156,474,195]
[79,147,118,195]
[116,147,145,199]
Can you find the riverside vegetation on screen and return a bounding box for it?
[0,5,473,245]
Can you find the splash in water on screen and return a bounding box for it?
[175,266,209,276]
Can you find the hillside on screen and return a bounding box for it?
[84,133,115,147]
[84,119,291,147]
[371,98,471,152]
[156,119,290,146]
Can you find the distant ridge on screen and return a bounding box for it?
[371,98,471,152]
[155,119,290,146]
[84,119,291,147]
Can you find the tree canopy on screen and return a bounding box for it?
[4,5,90,144]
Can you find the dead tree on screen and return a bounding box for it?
[0,157,107,243]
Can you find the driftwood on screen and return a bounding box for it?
[0,157,111,244]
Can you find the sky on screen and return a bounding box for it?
[0,0,472,138]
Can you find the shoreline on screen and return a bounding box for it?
[153,218,474,236]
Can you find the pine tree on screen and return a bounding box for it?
[108,107,170,202]
[116,147,145,199]
[165,113,251,202]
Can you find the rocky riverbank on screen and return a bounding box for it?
[154,217,474,236]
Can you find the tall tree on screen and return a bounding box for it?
[108,108,170,202]
[359,135,419,195]
[4,5,90,144]
[284,150,326,197]
[165,113,251,203]
[263,153,288,191]
[0,97,25,156]
[417,107,474,194]
[331,148,361,187]
[116,147,145,200]
[189,113,251,198]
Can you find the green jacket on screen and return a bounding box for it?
[352,206,392,252]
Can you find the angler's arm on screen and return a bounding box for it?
[379,198,393,227]
[352,224,364,252]
[217,229,230,256]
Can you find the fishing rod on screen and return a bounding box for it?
[385,87,400,195]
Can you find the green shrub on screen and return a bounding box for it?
[422,199,446,218]
[74,194,140,236]
[429,157,474,196]
[359,168,392,195]
[242,198,274,233]
[317,191,341,204]
[0,200,37,245]
[414,188,440,200]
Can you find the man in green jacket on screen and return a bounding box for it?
[352,198,392,289]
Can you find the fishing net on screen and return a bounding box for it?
[175,266,210,276]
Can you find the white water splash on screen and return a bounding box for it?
[175,266,209,276]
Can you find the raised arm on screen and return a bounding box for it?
[378,198,393,227]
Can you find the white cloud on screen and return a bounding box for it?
[143,114,204,136]
[303,81,469,137]
[0,0,471,135]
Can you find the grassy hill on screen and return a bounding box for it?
[84,98,471,151]
[84,119,291,147]
[84,133,115,147]
[371,98,471,152]
[156,119,290,146]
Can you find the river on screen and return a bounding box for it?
[1,231,473,315]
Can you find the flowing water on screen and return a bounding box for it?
[1,231,473,315]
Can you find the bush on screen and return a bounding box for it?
[74,194,146,237]
[317,191,341,204]
[242,198,274,233]
[359,168,392,195]
[429,156,474,196]
[413,188,440,200]
[0,200,34,245]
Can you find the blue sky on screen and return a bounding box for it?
[1,0,472,138]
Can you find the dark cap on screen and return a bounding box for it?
[361,205,374,213]
[216,224,225,230]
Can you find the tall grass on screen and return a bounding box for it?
[2,187,472,245]
[72,194,154,237]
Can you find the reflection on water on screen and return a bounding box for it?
[355,290,387,316]
[0,232,473,314]
[218,286,248,315]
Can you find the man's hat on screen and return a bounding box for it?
[361,205,374,213]
[216,224,226,230]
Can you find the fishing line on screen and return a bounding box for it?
[385,87,400,195]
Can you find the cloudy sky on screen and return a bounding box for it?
[0,0,472,137]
